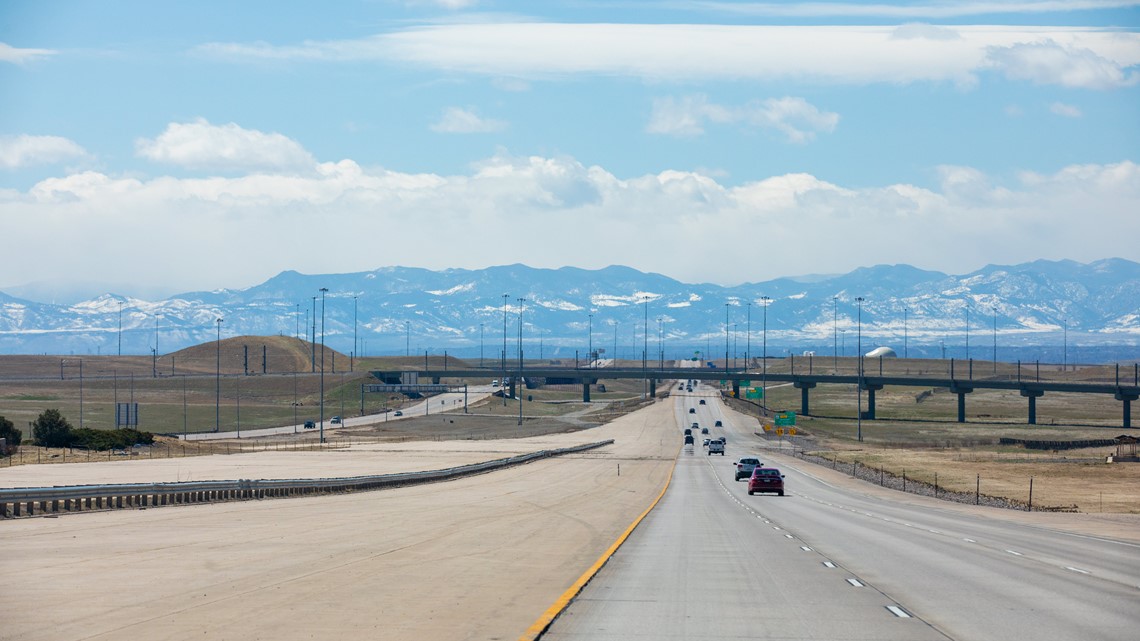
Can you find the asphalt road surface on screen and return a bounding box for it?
[543,383,1140,640]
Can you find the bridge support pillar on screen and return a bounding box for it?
[860,383,884,420]
[794,381,817,416]
[649,379,657,398]
[1116,391,1139,428]
[950,385,974,423]
[582,381,591,402]
[732,381,740,399]
[509,378,517,399]
[1021,389,1044,425]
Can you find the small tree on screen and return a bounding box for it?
[32,409,73,448]
[0,415,20,455]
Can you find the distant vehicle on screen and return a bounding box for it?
[684,428,692,435]
[703,438,710,447]
[679,384,684,390]
[691,422,699,429]
[330,416,341,424]
[303,421,316,429]
[748,468,785,496]
[684,434,695,445]
[735,457,762,481]
[699,399,706,405]
[491,380,500,387]
[701,427,709,434]
[708,440,725,455]
[689,408,696,414]
[686,387,692,392]
[394,410,403,417]
[714,420,722,427]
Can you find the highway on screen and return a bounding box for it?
[542,383,1140,641]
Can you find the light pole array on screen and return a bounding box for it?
[761,296,771,403]
[502,293,509,405]
[643,296,649,398]
[352,295,358,371]
[746,301,752,370]
[517,297,526,425]
[724,303,730,374]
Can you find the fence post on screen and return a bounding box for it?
[934,473,938,497]
[1028,476,1034,512]
[976,474,980,505]
[902,470,906,492]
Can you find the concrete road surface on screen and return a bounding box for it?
[0,393,681,641]
[543,389,1140,641]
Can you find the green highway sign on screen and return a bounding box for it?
[774,411,796,426]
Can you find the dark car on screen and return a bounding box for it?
[699,399,706,405]
[684,434,695,445]
[748,467,785,496]
[330,416,341,424]
[303,420,316,429]
[700,427,709,434]
[394,410,403,417]
[714,420,722,427]
[684,428,692,435]
[689,408,696,414]
[734,457,762,481]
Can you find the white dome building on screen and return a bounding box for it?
[864,346,897,358]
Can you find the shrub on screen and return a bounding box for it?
[0,415,20,455]
[32,409,73,447]
[70,427,155,451]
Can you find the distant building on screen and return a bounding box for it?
[865,346,897,358]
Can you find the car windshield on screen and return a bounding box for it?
[740,458,759,465]
[755,469,780,476]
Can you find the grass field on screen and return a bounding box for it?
[3,343,1139,512]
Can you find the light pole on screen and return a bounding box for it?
[965,304,970,361]
[588,312,593,368]
[903,307,908,359]
[658,316,664,369]
[992,305,998,374]
[118,301,123,356]
[832,296,838,372]
[746,301,752,370]
[311,296,316,372]
[643,296,649,398]
[856,296,864,442]
[320,288,328,443]
[732,322,737,370]
[761,296,771,405]
[517,297,526,425]
[724,303,730,374]
[502,293,509,405]
[215,317,223,432]
[153,314,160,378]
[352,295,357,372]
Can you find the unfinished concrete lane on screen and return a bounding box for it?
[0,399,680,641]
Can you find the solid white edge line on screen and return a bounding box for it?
[1066,566,1091,574]
[1006,549,1023,556]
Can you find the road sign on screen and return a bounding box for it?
[776,428,784,436]
[739,380,751,386]
[789,428,797,436]
[746,387,764,399]
[775,411,796,426]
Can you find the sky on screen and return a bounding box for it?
[1,0,1138,297]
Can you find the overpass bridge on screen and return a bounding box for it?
[372,364,1140,427]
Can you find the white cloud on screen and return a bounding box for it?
[0,42,56,64]
[1004,104,1025,116]
[0,135,87,169]
[430,107,508,133]
[3,152,1137,291]
[647,95,838,142]
[1049,101,1083,117]
[197,24,1140,90]
[986,40,1140,89]
[687,1,1140,19]
[135,119,316,171]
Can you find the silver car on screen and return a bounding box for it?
[734,457,762,481]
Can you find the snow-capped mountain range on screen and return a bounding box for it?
[2,259,1138,361]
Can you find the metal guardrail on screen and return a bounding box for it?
[0,439,615,518]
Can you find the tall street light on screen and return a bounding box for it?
[352,295,358,372]
[992,305,998,374]
[588,312,593,368]
[903,307,909,359]
[215,317,223,432]
[761,296,771,406]
[856,296,865,442]
[502,293,509,405]
[832,297,838,372]
[643,295,649,398]
[319,288,328,444]
[746,301,752,370]
[724,303,730,374]
[658,316,664,369]
[311,296,316,372]
[517,297,526,425]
